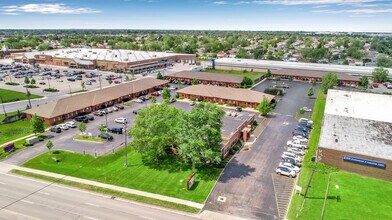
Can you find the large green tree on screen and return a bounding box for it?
[129,103,182,160]
[161,87,171,100]
[372,67,389,83]
[256,97,272,116]
[177,102,225,169]
[360,76,369,87]
[30,114,44,135]
[321,72,338,94]
[241,77,253,88]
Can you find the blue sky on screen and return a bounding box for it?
[0,0,391,32]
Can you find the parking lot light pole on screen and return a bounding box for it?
[69,85,72,96]
[124,122,128,167]
[25,87,32,109]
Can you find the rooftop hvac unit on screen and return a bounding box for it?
[83,54,87,57]
[124,58,128,61]
[93,52,97,54]
[152,55,157,57]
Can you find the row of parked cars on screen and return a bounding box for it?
[50,121,77,133]
[93,104,125,116]
[276,118,313,178]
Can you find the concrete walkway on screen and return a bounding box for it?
[0,162,204,209]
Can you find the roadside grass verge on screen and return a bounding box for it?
[11,169,200,214]
[0,134,47,160]
[0,118,33,146]
[67,90,88,94]
[287,90,392,220]
[0,88,42,103]
[22,148,221,203]
[204,69,264,80]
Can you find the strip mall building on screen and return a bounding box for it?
[167,71,243,87]
[12,48,196,73]
[24,78,168,125]
[318,90,392,181]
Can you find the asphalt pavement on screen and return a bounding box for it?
[0,173,197,220]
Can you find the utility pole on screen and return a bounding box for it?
[0,96,6,116]
[96,68,102,90]
[47,78,51,89]
[124,122,128,167]
[69,85,72,96]
[25,87,32,109]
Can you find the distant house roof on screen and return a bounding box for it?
[25,78,168,119]
[177,85,275,104]
[168,71,243,84]
[272,69,360,82]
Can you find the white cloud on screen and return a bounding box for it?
[251,0,377,5]
[314,8,392,14]
[213,1,228,4]
[0,3,100,15]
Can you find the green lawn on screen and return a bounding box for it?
[22,148,221,203]
[0,88,42,103]
[287,90,392,219]
[0,134,47,160]
[0,118,33,145]
[204,69,265,80]
[74,135,106,143]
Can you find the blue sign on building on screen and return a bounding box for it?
[343,156,386,169]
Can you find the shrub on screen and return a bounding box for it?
[43,88,59,92]
[299,108,306,114]
[6,82,19,86]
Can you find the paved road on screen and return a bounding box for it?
[0,173,197,220]
[204,80,317,219]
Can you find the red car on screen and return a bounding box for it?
[114,80,121,84]
[151,92,160,96]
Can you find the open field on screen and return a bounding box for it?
[204,69,265,80]
[0,88,42,103]
[0,118,33,146]
[22,148,221,203]
[0,134,47,160]
[11,169,200,213]
[287,90,392,220]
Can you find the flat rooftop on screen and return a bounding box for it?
[214,58,392,76]
[168,71,243,84]
[272,69,360,82]
[34,48,192,63]
[319,90,392,160]
[222,111,255,139]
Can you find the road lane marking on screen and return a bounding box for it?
[140,216,156,220]
[84,216,99,220]
[85,202,101,207]
[1,208,41,220]
[21,199,35,205]
[37,191,50,195]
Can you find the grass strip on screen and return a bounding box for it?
[11,169,200,214]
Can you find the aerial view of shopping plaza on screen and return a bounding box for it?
[0,2,392,220]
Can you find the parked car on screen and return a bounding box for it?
[282,152,303,162]
[111,106,119,111]
[93,111,104,116]
[287,140,308,149]
[39,82,46,85]
[287,147,306,156]
[282,155,302,167]
[75,116,89,123]
[189,101,196,106]
[86,115,94,121]
[235,107,242,112]
[58,124,69,130]
[135,98,144,103]
[106,108,113,113]
[65,121,77,128]
[301,107,312,112]
[279,162,301,173]
[293,136,309,142]
[50,126,61,133]
[107,127,123,134]
[67,77,76,82]
[151,92,159,97]
[276,166,296,178]
[114,117,127,124]
[169,98,176,103]
[99,133,113,141]
[114,104,124,110]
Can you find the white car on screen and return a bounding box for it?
[114,117,127,124]
[287,140,308,149]
[282,151,303,162]
[276,166,296,178]
[57,79,63,82]
[106,108,113,113]
[299,118,313,124]
[58,124,69,130]
[301,107,312,112]
[293,136,309,142]
[287,147,306,156]
[65,121,76,128]
[168,86,176,90]
[135,98,144,103]
[279,162,301,173]
[111,106,119,111]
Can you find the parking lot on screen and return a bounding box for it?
[204,80,317,219]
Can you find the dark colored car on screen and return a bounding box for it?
[86,115,94,121]
[169,98,176,103]
[75,116,89,123]
[151,92,159,97]
[99,133,113,140]
[67,77,76,82]
[114,104,124,110]
[107,127,123,134]
[93,111,103,116]
[50,126,61,133]
[132,110,139,114]
[39,82,46,85]
[235,107,242,112]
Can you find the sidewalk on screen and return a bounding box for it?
[0,162,204,209]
